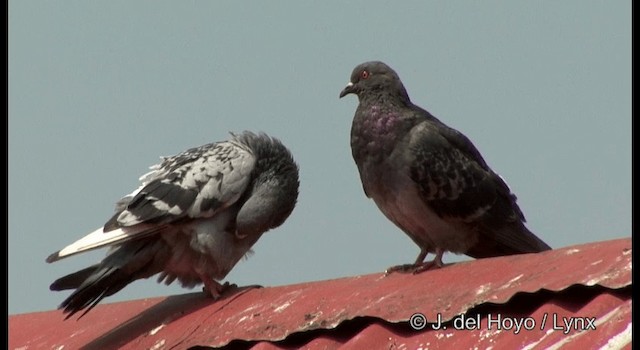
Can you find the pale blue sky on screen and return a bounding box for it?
[9,1,631,314]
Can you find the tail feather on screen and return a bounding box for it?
[52,239,167,319]
[466,222,551,259]
[46,224,164,263]
[58,266,133,319]
[50,265,100,291]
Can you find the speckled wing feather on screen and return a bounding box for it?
[408,119,522,224]
[408,120,549,256]
[106,140,255,228]
[47,140,255,262]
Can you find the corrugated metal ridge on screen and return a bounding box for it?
[8,237,631,350]
[246,290,632,350]
[177,237,631,347]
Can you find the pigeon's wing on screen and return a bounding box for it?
[413,105,491,171]
[106,140,256,228]
[47,140,256,263]
[407,121,518,223]
[407,121,550,254]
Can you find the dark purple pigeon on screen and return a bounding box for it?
[340,61,551,274]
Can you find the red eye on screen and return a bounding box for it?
[360,70,369,79]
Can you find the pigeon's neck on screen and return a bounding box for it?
[252,148,297,186]
[360,87,412,107]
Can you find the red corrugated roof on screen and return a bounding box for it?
[9,237,631,349]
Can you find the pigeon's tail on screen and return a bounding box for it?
[50,265,101,291]
[50,264,136,319]
[50,239,167,319]
[466,222,552,259]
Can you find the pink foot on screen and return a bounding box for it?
[385,260,443,275]
[385,248,445,275]
[201,279,236,299]
[201,280,264,298]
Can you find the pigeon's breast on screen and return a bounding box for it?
[368,163,480,254]
[351,105,404,166]
[160,212,248,283]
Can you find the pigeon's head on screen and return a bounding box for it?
[339,61,409,102]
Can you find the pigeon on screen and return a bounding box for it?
[339,61,551,273]
[46,131,299,318]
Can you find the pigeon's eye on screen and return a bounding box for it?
[360,70,369,80]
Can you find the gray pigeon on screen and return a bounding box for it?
[340,61,551,273]
[47,131,299,318]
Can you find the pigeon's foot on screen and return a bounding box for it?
[201,279,235,299]
[385,248,445,275]
[201,281,264,298]
[411,259,444,274]
[201,280,221,298]
[240,284,264,291]
[384,260,443,275]
[219,281,238,294]
[412,248,445,273]
[385,263,422,275]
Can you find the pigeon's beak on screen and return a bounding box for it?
[339,82,354,98]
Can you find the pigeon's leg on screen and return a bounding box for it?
[200,279,223,298]
[385,248,428,274]
[200,276,235,299]
[411,248,445,274]
[413,249,429,265]
[385,248,445,275]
